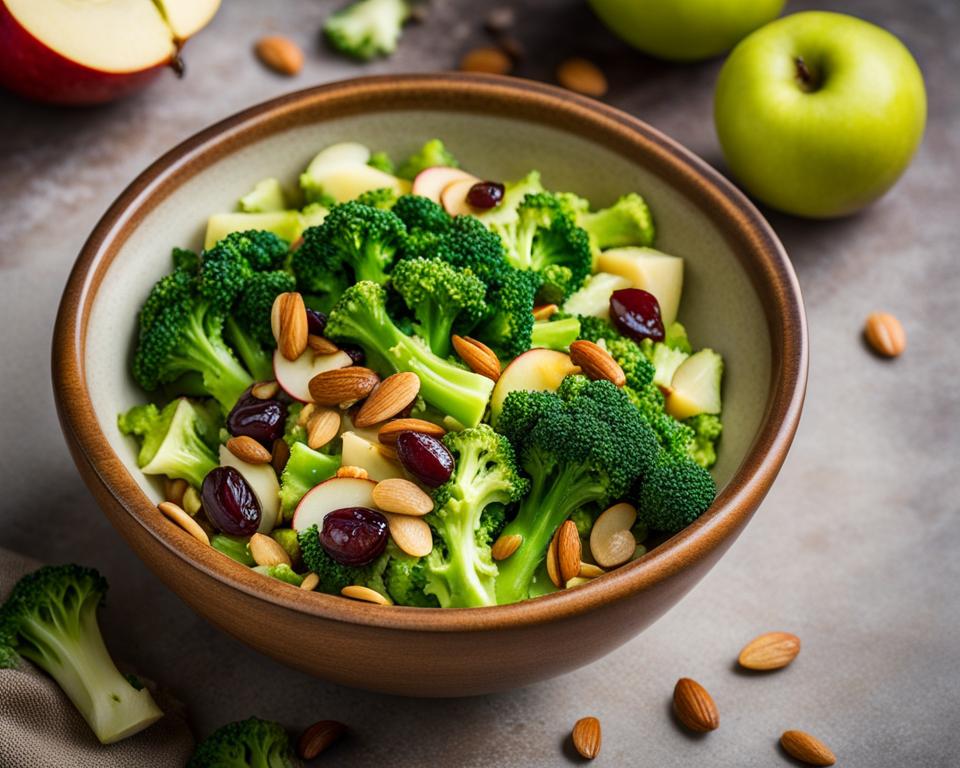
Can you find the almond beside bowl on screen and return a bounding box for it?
[53,74,807,696]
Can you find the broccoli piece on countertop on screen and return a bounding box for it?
[635,455,716,534]
[324,0,410,61]
[279,442,340,521]
[424,425,528,608]
[118,398,220,488]
[396,138,459,181]
[0,565,163,744]
[325,281,494,428]
[187,717,300,768]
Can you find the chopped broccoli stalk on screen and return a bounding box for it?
[396,138,459,180]
[530,316,581,351]
[325,282,494,427]
[118,398,219,488]
[270,529,302,567]
[685,413,723,469]
[211,534,255,566]
[279,442,340,521]
[253,564,304,587]
[0,565,163,744]
[636,456,716,534]
[224,317,274,383]
[239,178,286,213]
[424,426,528,607]
[324,0,410,61]
[187,717,299,768]
[368,151,396,175]
[576,193,655,250]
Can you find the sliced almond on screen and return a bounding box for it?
[308,367,379,406]
[307,407,341,450]
[272,292,308,361]
[372,478,434,516]
[377,418,446,445]
[557,57,608,97]
[341,585,392,605]
[570,339,625,387]
[251,380,280,400]
[308,334,339,355]
[459,46,512,75]
[532,303,558,321]
[226,435,273,465]
[738,631,801,671]
[255,35,304,76]
[565,576,591,588]
[164,477,187,507]
[385,512,433,557]
[271,438,290,476]
[182,486,202,517]
[336,465,369,480]
[300,572,319,591]
[158,502,209,546]
[589,502,637,568]
[571,716,601,759]
[452,334,501,381]
[249,532,292,567]
[578,562,605,579]
[491,533,522,561]
[546,531,561,588]
[556,520,581,584]
[353,372,421,427]
[297,720,346,760]
[864,311,906,358]
[780,730,836,766]
[673,678,719,733]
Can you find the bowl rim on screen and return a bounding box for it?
[53,73,807,633]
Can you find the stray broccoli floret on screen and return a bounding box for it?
[396,138,459,180]
[0,565,163,744]
[367,151,395,175]
[118,398,219,488]
[211,534,255,566]
[471,268,540,360]
[233,271,297,347]
[355,186,398,210]
[530,315,581,351]
[572,193,655,250]
[494,377,659,603]
[685,413,723,469]
[636,456,716,534]
[292,202,406,291]
[279,442,340,521]
[324,0,410,61]
[298,525,390,596]
[187,717,300,768]
[390,258,487,357]
[423,426,528,607]
[393,194,452,234]
[325,282,494,427]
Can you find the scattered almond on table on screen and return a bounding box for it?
[297,720,346,760]
[738,631,801,671]
[556,57,608,97]
[864,311,906,357]
[571,716,602,759]
[672,677,719,733]
[459,46,513,75]
[780,730,836,766]
[255,35,304,76]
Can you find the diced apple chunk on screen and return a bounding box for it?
[597,247,684,327]
[665,349,723,420]
[490,349,579,422]
[411,167,478,203]
[303,142,371,179]
[205,211,303,249]
[562,272,632,319]
[340,431,405,482]
[315,165,410,204]
[292,477,377,532]
[440,177,482,216]
[218,445,280,533]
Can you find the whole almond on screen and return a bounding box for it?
[272,292,308,361]
[532,303,559,321]
[864,311,906,357]
[377,443,400,462]
[378,418,446,445]
[372,478,434,516]
[673,678,719,733]
[491,533,522,561]
[557,520,582,584]
[546,531,561,588]
[385,512,433,557]
[226,435,272,465]
[249,533,291,568]
[354,372,421,427]
[780,730,836,766]
[557,57,608,97]
[297,720,346,759]
[309,367,379,406]
[738,631,801,671]
[307,407,341,450]
[459,46,512,75]
[255,35,304,76]
[308,334,339,355]
[570,340,625,387]
[158,502,209,546]
[452,334,501,381]
[571,716,601,759]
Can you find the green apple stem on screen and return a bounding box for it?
[794,56,816,92]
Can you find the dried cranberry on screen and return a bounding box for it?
[341,344,366,366]
[609,288,665,343]
[320,507,389,566]
[201,466,261,536]
[466,181,505,210]
[227,392,287,445]
[396,431,454,487]
[306,309,327,336]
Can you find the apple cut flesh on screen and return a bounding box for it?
[665,349,723,420]
[303,143,372,180]
[341,431,405,482]
[157,0,220,41]
[273,349,353,403]
[205,211,305,249]
[219,445,280,533]
[292,477,378,532]
[411,167,478,203]
[440,177,484,216]
[490,349,579,422]
[597,247,684,327]
[562,272,632,319]
[316,166,410,204]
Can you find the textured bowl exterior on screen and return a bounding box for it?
[53,75,807,696]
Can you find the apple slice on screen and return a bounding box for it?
[440,178,482,217]
[597,247,684,327]
[205,211,304,249]
[411,167,479,203]
[490,349,579,423]
[292,477,378,532]
[157,0,220,40]
[302,142,372,180]
[562,272,632,319]
[665,349,723,420]
[315,165,411,204]
[219,445,280,533]
[341,431,405,482]
[273,349,353,403]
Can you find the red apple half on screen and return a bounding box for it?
[0,0,220,105]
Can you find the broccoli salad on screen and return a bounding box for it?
[118,138,725,608]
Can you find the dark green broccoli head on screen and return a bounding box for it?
[636,456,716,534]
[384,550,438,607]
[396,138,459,181]
[187,717,300,768]
[323,0,410,61]
[354,186,398,210]
[393,194,452,233]
[233,270,297,346]
[471,267,540,359]
[297,525,389,595]
[199,230,289,310]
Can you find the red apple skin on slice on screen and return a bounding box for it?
[440,178,484,217]
[411,167,479,203]
[292,477,378,532]
[274,349,353,403]
[490,349,579,422]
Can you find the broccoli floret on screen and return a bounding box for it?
[298,524,390,596]
[575,314,656,390]
[393,194,452,233]
[575,193,655,250]
[282,403,307,447]
[685,413,723,469]
[325,282,494,427]
[118,398,219,488]
[383,546,438,607]
[292,202,406,291]
[187,717,299,768]
[279,442,340,521]
[355,186,398,210]
[530,316,581,351]
[323,0,410,61]
[253,563,304,587]
[396,138,459,181]
[423,426,528,607]
[0,565,163,744]
[270,529,302,567]
[211,534,256,566]
[199,230,290,308]
[390,258,487,357]
[239,178,287,214]
[636,456,716,534]
[569,507,598,538]
[233,271,296,347]
[367,151,395,175]
[494,377,659,603]
[471,268,540,360]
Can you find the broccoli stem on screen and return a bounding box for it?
[176,311,252,411]
[224,317,274,382]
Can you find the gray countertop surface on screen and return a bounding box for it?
[2,0,958,765]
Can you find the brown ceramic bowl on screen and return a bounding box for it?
[53,74,806,697]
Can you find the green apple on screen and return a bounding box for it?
[589,0,784,62]
[714,12,926,218]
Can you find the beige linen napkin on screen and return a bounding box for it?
[0,548,194,768]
